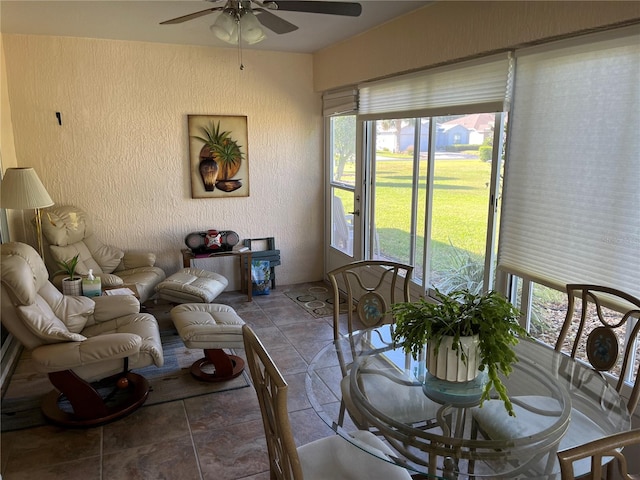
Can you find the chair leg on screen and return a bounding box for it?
[190,348,245,382]
[43,369,149,427]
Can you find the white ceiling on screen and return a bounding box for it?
[0,1,432,53]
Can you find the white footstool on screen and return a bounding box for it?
[170,303,245,382]
[156,268,228,304]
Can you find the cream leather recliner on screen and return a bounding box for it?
[0,242,164,427]
[40,205,166,303]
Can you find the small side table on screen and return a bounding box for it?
[182,249,253,302]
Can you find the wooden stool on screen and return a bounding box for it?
[170,303,245,382]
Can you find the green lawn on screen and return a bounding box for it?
[336,156,493,286]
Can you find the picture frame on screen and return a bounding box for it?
[188,114,249,198]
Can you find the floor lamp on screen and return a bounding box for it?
[1,167,54,258]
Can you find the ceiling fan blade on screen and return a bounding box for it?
[266,1,362,17]
[254,9,299,34]
[160,7,223,25]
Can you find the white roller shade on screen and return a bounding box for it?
[359,53,513,120]
[323,87,358,116]
[498,26,640,298]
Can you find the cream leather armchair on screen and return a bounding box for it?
[40,205,166,303]
[1,242,164,427]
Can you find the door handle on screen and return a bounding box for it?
[349,210,360,216]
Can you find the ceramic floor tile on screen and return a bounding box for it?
[306,366,340,406]
[231,309,274,329]
[263,305,314,327]
[103,400,189,453]
[193,419,269,480]
[290,336,332,364]
[288,408,335,447]
[278,317,334,346]
[236,472,271,480]
[2,425,102,473]
[2,456,101,480]
[102,434,201,480]
[248,325,294,352]
[184,387,262,433]
[282,372,312,412]
[220,298,263,315]
[262,344,308,376]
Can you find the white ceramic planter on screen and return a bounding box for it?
[427,334,480,382]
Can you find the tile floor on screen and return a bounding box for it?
[1,281,353,480]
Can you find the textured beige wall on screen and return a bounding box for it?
[1,38,17,169]
[2,34,322,286]
[314,1,640,91]
[1,37,23,244]
[4,1,638,287]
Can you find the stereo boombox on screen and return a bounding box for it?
[184,230,240,254]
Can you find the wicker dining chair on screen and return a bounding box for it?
[327,260,441,437]
[555,284,640,413]
[328,260,413,340]
[242,324,413,480]
[557,428,640,480]
[473,284,640,477]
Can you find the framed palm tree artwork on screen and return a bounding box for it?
[188,114,249,198]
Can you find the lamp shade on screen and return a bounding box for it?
[210,11,239,44]
[1,167,54,210]
[239,11,265,45]
[210,8,265,46]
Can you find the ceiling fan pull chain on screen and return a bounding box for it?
[237,20,245,70]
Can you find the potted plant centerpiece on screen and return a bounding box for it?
[55,254,82,296]
[390,289,528,416]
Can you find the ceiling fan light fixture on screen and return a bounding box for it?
[210,10,239,44]
[239,11,265,44]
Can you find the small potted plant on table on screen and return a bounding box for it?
[55,254,82,296]
[391,289,528,416]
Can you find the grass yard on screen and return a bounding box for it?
[374,157,491,263]
[334,155,493,290]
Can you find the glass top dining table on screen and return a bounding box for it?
[305,324,631,479]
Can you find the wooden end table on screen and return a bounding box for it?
[182,249,253,302]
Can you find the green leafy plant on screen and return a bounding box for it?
[434,241,485,295]
[211,137,244,171]
[192,121,244,180]
[391,289,529,416]
[54,254,80,281]
[193,121,229,154]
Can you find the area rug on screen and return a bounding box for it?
[1,303,250,432]
[284,284,351,318]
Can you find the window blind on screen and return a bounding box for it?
[498,26,640,298]
[358,53,513,120]
[322,87,358,116]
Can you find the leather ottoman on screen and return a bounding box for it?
[170,303,245,382]
[155,267,228,304]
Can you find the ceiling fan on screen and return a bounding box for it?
[160,1,362,45]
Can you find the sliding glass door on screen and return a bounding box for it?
[326,114,363,273]
[324,54,512,294]
[326,111,505,296]
[367,113,504,296]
